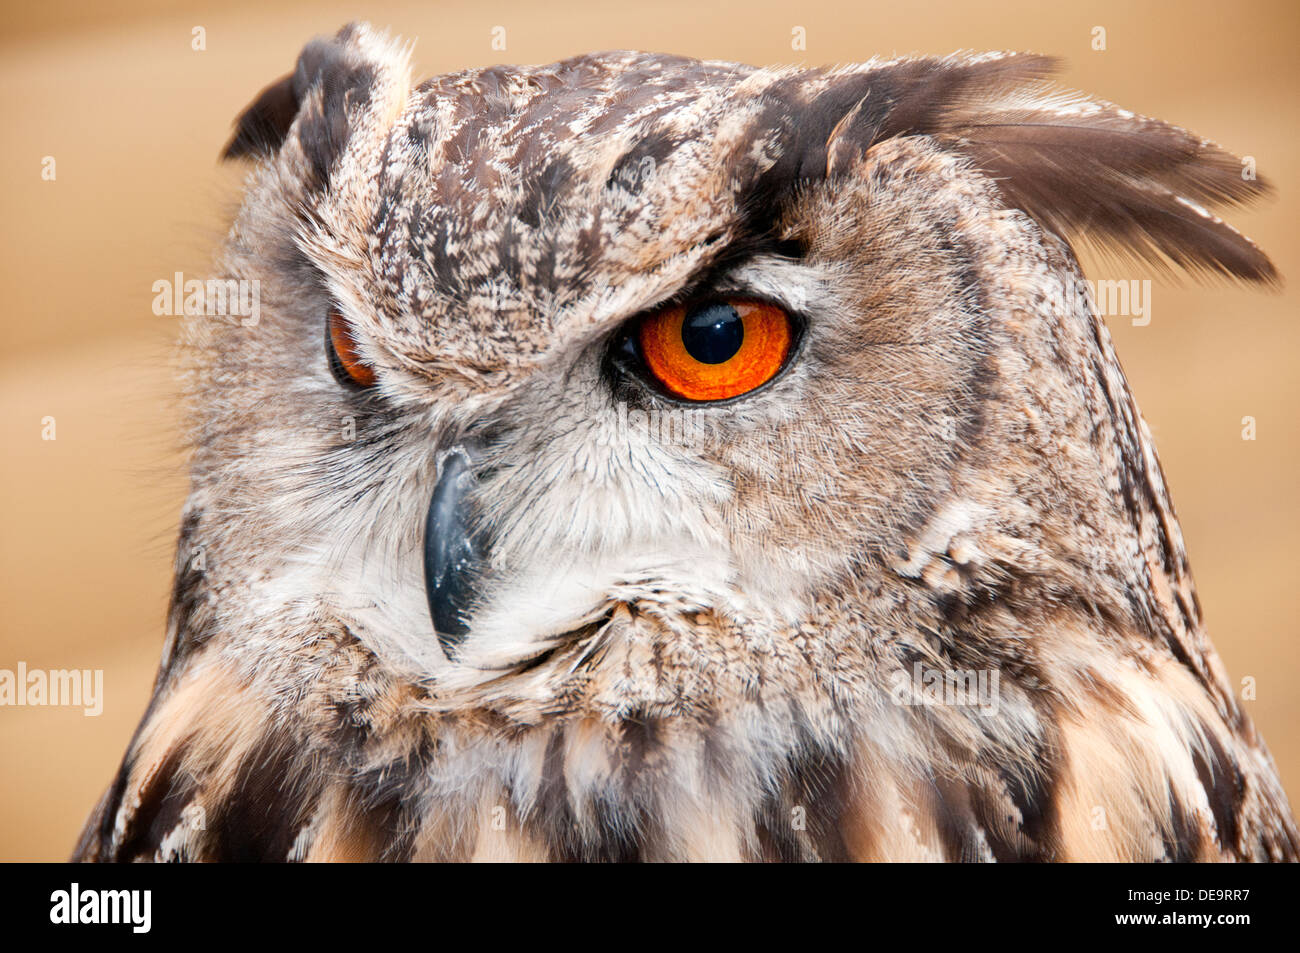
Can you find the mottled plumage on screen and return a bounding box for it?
[76,23,1296,862]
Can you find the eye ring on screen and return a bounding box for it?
[327,308,377,388]
[627,297,798,403]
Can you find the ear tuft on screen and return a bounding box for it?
[222,24,374,166]
[220,22,410,190]
[938,91,1277,283]
[814,54,1276,284]
[223,74,298,160]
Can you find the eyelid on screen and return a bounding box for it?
[705,257,824,316]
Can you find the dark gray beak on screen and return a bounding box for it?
[423,449,483,658]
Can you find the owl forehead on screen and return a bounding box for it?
[352,53,822,386]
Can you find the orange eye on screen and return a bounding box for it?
[327,309,377,388]
[636,298,794,401]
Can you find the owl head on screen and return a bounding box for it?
[191,22,1271,705]
[67,19,1300,865]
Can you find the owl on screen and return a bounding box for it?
[74,23,1297,862]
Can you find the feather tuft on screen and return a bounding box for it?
[819,56,1277,283]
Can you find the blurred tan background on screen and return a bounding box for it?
[1,0,1296,860]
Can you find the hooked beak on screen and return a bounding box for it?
[423,448,484,658]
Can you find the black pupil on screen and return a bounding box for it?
[681,301,744,364]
